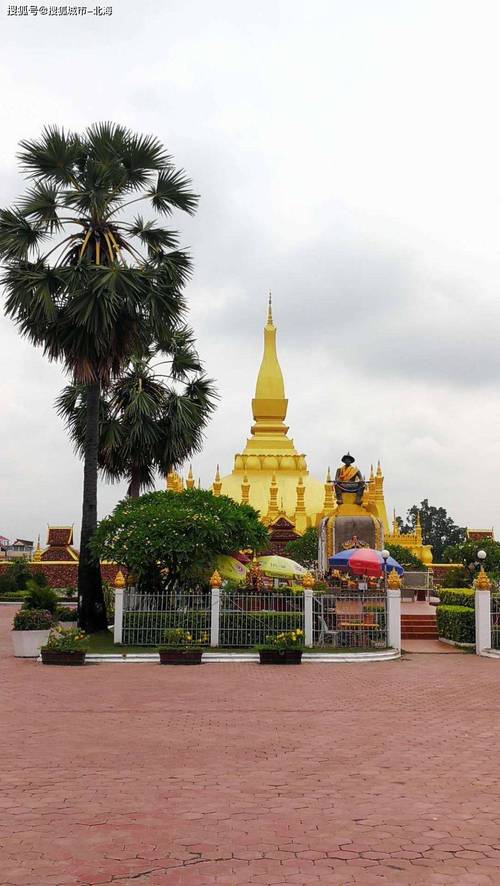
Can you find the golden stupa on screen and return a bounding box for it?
[218,295,325,533]
[167,297,433,564]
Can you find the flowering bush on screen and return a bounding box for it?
[42,627,88,652]
[263,629,304,649]
[161,628,195,647]
[13,609,53,631]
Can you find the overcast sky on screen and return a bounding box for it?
[1,0,499,544]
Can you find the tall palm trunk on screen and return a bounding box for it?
[128,472,141,498]
[78,381,108,632]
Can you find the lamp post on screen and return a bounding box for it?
[382,549,390,593]
[477,549,486,566]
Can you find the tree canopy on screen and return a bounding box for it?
[397,499,465,561]
[285,527,318,568]
[442,538,500,582]
[91,488,269,591]
[385,543,425,571]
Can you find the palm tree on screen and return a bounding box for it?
[0,124,198,630]
[56,329,217,497]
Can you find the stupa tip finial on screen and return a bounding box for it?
[188,464,193,478]
[267,291,273,324]
[326,466,332,483]
[215,464,221,481]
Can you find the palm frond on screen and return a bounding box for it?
[0,209,46,260]
[17,126,82,186]
[147,167,198,217]
[19,183,63,233]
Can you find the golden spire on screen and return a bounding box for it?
[376,460,382,477]
[186,465,195,490]
[267,474,279,520]
[267,290,273,324]
[251,297,288,437]
[370,464,374,481]
[295,476,306,514]
[392,508,399,535]
[241,474,250,505]
[323,467,336,515]
[212,465,222,497]
[415,510,422,543]
[33,534,42,563]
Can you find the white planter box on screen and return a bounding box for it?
[12,629,50,657]
[58,621,78,630]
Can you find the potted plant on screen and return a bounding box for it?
[158,628,203,665]
[257,629,305,664]
[40,627,88,666]
[12,609,54,657]
[57,607,78,629]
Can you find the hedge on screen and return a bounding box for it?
[122,609,303,646]
[437,588,474,608]
[436,605,475,644]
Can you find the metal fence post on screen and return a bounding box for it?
[211,587,220,647]
[475,585,491,655]
[304,589,313,646]
[387,587,401,652]
[114,588,124,644]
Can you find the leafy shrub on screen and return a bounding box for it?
[122,608,303,646]
[102,582,115,623]
[436,605,475,644]
[57,607,78,622]
[437,588,474,608]
[22,582,59,614]
[160,627,207,649]
[0,572,20,596]
[42,627,88,652]
[30,571,49,588]
[9,559,32,590]
[13,609,53,631]
[439,567,469,588]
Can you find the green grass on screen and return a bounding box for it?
[86,631,389,656]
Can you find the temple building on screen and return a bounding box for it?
[169,298,434,563]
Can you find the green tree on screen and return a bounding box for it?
[285,527,318,568]
[56,331,217,497]
[385,544,425,571]
[91,488,269,592]
[0,124,197,630]
[397,499,465,561]
[442,538,500,583]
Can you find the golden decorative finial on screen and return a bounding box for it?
[387,568,401,589]
[186,465,195,489]
[267,291,273,325]
[209,570,222,589]
[326,466,332,483]
[370,464,374,481]
[302,572,315,589]
[114,570,126,589]
[376,460,382,477]
[474,565,491,591]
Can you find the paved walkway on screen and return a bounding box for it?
[2,609,500,885]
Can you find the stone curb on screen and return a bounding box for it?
[79,649,400,664]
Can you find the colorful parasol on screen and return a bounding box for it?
[214,555,249,584]
[257,555,307,578]
[328,548,404,577]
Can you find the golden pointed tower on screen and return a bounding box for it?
[322,467,336,516]
[212,465,222,496]
[220,298,324,526]
[32,534,42,563]
[186,465,195,490]
[267,474,279,522]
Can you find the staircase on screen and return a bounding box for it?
[401,612,438,640]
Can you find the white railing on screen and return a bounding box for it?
[114,586,402,652]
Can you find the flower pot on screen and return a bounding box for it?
[41,650,86,666]
[58,621,78,631]
[12,629,50,658]
[159,649,203,665]
[258,649,303,665]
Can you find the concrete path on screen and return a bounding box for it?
[2,608,500,884]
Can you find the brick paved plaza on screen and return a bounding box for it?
[2,608,500,885]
